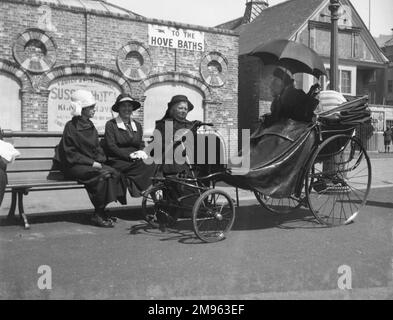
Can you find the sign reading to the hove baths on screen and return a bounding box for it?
[148,24,204,52]
[48,77,121,133]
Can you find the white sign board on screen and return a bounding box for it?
[48,77,121,133]
[148,24,204,52]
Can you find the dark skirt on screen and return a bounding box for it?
[65,164,127,208]
[106,159,156,197]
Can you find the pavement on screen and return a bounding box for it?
[1,151,392,217]
[0,152,392,300]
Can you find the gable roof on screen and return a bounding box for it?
[235,0,325,55]
[384,37,393,48]
[220,0,388,64]
[341,0,389,63]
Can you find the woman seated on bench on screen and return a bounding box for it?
[58,90,127,228]
[103,94,156,197]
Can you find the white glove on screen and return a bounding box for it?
[130,150,148,160]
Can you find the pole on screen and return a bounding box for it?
[329,0,340,91]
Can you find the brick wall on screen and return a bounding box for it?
[0,0,239,155]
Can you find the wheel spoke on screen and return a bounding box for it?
[306,136,371,226]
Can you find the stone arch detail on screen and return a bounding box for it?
[0,59,33,91]
[38,64,133,92]
[139,72,212,101]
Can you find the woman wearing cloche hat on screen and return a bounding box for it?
[58,89,127,228]
[103,93,156,197]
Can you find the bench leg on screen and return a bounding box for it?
[17,191,30,230]
[7,190,17,219]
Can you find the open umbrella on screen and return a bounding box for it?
[250,39,327,78]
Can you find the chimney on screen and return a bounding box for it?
[243,0,269,24]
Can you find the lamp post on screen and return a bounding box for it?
[329,0,340,91]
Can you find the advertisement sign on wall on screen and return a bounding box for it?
[371,111,385,132]
[148,24,205,52]
[48,77,121,132]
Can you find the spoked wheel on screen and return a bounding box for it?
[142,184,172,228]
[192,189,235,243]
[305,135,371,226]
[254,191,304,214]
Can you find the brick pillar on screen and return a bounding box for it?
[204,100,238,158]
[21,90,50,131]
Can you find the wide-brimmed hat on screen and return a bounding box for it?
[167,95,194,112]
[70,90,96,116]
[112,93,141,113]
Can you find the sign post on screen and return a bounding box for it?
[329,0,340,91]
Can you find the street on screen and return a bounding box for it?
[0,154,392,300]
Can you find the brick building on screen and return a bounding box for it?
[0,0,239,154]
[217,0,389,150]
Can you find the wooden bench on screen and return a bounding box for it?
[1,131,85,229]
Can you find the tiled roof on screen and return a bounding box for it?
[374,34,392,47]
[238,0,325,55]
[35,0,142,18]
[215,17,243,31]
[384,37,393,48]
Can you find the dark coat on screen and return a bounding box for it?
[154,118,197,175]
[59,116,127,208]
[267,85,318,126]
[60,116,106,167]
[103,117,156,197]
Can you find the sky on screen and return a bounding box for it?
[109,0,392,37]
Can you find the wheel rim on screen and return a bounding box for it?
[193,190,235,243]
[306,136,371,226]
[254,192,303,214]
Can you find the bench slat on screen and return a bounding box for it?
[7,171,66,182]
[13,148,57,159]
[6,180,81,189]
[4,137,62,148]
[7,159,56,172]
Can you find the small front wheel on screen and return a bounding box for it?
[192,189,235,243]
[141,184,170,228]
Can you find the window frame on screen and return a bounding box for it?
[320,64,357,96]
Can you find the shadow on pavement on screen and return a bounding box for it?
[0,202,322,237]
[365,200,393,210]
[127,204,322,244]
[0,205,145,228]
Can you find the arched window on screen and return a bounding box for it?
[0,72,22,131]
[143,82,204,136]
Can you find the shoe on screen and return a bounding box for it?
[103,211,118,223]
[91,214,114,228]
